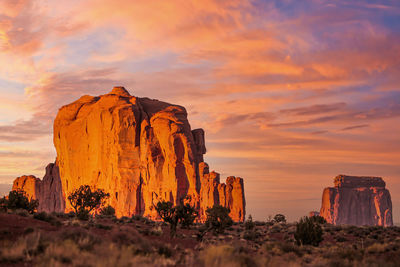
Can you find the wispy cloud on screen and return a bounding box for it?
[341,124,369,131]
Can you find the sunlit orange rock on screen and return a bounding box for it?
[198,162,246,222]
[12,175,40,200]
[12,162,65,213]
[46,86,246,221]
[320,175,393,226]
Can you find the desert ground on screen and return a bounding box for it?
[1,211,399,267]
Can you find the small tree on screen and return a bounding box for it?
[155,200,198,237]
[294,216,323,246]
[274,214,286,223]
[5,190,38,214]
[68,185,109,219]
[310,215,327,224]
[155,201,178,237]
[176,203,198,229]
[245,215,255,230]
[0,196,8,212]
[205,205,233,234]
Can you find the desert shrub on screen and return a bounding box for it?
[50,212,69,219]
[0,233,41,264]
[243,230,259,241]
[77,210,90,221]
[274,214,286,223]
[4,190,38,214]
[245,215,255,230]
[205,205,233,234]
[16,209,29,217]
[34,212,49,221]
[279,242,303,257]
[196,225,209,241]
[24,227,35,234]
[99,205,115,216]
[155,201,178,237]
[112,231,136,245]
[131,214,143,221]
[200,245,257,267]
[366,243,387,254]
[294,216,323,246]
[255,221,266,226]
[33,212,61,226]
[0,197,8,212]
[68,185,109,220]
[335,235,348,242]
[155,201,175,223]
[270,224,282,233]
[175,203,198,229]
[61,228,99,251]
[150,225,163,236]
[310,215,327,224]
[94,223,112,230]
[322,245,363,262]
[155,200,197,236]
[157,245,173,258]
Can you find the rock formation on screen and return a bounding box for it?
[12,162,65,213]
[198,162,245,222]
[13,175,40,200]
[320,175,393,226]
[12,87,245,221]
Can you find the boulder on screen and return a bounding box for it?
[320,175,393,226]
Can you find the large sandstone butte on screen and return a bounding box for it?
[320,175,393,226]
[12,87,245,221]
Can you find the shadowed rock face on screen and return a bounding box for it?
[320,175,393,226]
[12,162,65,213]
[13,87,245,221]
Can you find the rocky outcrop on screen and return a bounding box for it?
[38,86,246,221]
[13,175,40,200]
[320,175,393,226]
[38,162,65,213]
[12,162,65,213]
[198,162,245,222]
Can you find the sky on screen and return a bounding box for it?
[0,0,399,222]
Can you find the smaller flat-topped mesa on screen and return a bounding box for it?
[334,175,386,188]
[320,175,393,226]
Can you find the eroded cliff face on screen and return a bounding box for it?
[12,162,65,213]
[320,175,393,226]
[16,86,245,221]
